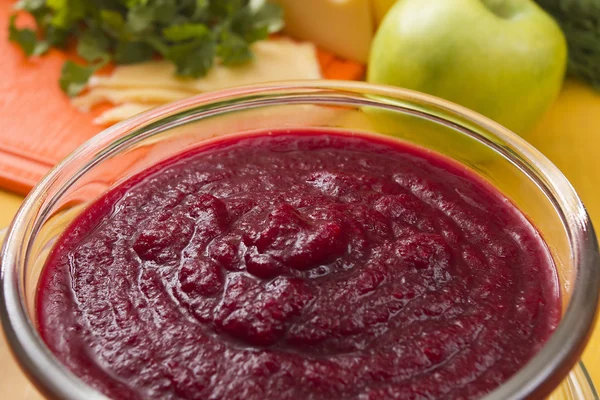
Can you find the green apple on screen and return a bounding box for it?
[367,0,567,135]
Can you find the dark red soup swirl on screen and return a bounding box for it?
[37,131,560,400]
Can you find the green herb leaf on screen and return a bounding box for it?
[217,31,252,65]
[152,2,179,24]
[100,10,126,37]
[125,0,150,8]
[210,0,246,19]
[126,5,155,34]
[252,3,284,34]
[163,23,210,42]
[145,34,170,56]
[193,0,209,20]
[45,25,70,48]
[59,60,99,97]
[231,2,282,43]
[15,0,46,13]
[47,0,85,30]
[166,39,215,77]
[77,29,111,62]
[8,15,48,56]
[114,40,154,64]
[10,0,285,95]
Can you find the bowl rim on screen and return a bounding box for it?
[1,80,599,400]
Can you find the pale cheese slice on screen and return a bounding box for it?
[73,88,192,111]
[81,38,322,125]
[89,38,321,93]
[94,103,158,125]
[89,62,193,92]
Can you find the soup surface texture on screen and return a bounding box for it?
[37,131,560,399]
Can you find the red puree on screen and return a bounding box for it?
[37,131,560,399]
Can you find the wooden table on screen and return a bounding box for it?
[1,78,599,397]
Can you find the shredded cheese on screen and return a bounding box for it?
[77,38,322,124]
[93,103,158,125]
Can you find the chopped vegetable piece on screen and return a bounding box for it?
[323,57,365,81]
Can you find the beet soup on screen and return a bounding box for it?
[37,130,560,399]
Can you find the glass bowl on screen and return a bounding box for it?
[1,81,599,400]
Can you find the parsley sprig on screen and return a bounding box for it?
[9,0,284,96]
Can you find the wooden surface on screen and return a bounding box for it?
[0,78,599,397]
